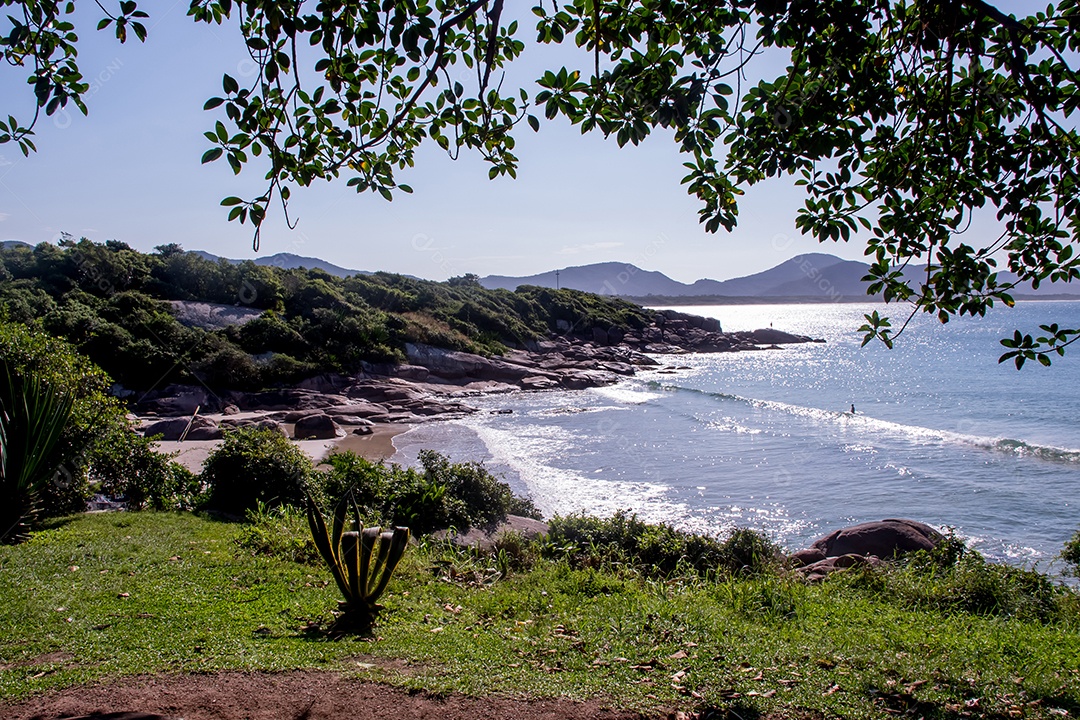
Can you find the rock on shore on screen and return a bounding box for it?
[791,519,943,582]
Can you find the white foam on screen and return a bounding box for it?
[456,412,812,542]
[590,385,663,404]
[706,417,763,435]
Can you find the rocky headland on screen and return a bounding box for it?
[135,309,822,446]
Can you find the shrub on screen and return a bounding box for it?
[417,449,541,530]
[715,527,783,574]
[90,429,202,510]
[546,511,780,578]
[1062,529,1080,577]
[321,451,393,522]
[235,501,320,564]
[320,450,539,535]
[201,427,314,515]
[0,320,126,520]
[836,549,1063,623]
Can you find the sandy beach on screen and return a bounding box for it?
[155,423,410,474]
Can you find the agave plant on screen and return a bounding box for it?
[0,361,76,544]
[306,492,409,630]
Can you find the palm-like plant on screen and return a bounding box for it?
[306,492,409,631]
[0,360,76,544]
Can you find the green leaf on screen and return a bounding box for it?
[201,148,223,164]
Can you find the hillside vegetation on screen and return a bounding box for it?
[0,239,652,391]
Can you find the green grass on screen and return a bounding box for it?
[2,512,1078,719]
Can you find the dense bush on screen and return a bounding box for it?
[320,450,540,535]
[416,450,541,529]
[0,320,118,518]
[90,430,202,510]
[1,320,204,517]
[201,427,314,515]
[546,511,781,578]
[837,548,1063,623]
[1063,529,1080,577]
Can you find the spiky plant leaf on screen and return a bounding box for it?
[367,527,409,602]
[306,496,350,601]
[0,360,76,544]
[342,530,361,603]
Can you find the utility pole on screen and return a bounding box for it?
[555,269,560,290]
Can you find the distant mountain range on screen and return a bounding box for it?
[481,253,886,301]
[480,253,1080,301]
[192,250,368,277]
[5,239,1078,300]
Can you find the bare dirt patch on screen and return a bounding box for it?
[0,670,654,720]
[0,653,74,672]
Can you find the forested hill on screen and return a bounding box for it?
[0,240,652,392]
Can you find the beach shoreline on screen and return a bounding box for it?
[155,423,411,474]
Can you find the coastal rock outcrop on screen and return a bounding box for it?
[433,515,550,551]
[137,385,217,415]
[231,389,350,412]
[791,518,943,581]
[810,518,943,559]
[141,416,223,441]
[293,413,343,440]
[132,314,825,438]
[405,343,535,382]
[743,328,823,345]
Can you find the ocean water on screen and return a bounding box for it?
[390,301,1080,568]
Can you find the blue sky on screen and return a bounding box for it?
[0,3,1008,282]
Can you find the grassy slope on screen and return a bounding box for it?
[1,513,1078,718]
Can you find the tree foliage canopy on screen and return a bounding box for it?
[2,0,1079,363]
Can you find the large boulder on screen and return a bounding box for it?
[293,413,343,440]
[334,415,374,427]
[405,343,532,382]
[254,418,288,436]
[136,384,216,415]
[392,364,431,381]
[433,515,550,550]
[281,409,326,423]
[324,402,388,418]
[234,389,348,411]
[810,519,942,559]
[343,380,425,403]
[142,416,222,441]
[521,375,560,390]
[744,328,818,345]
[798,553,885,583]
